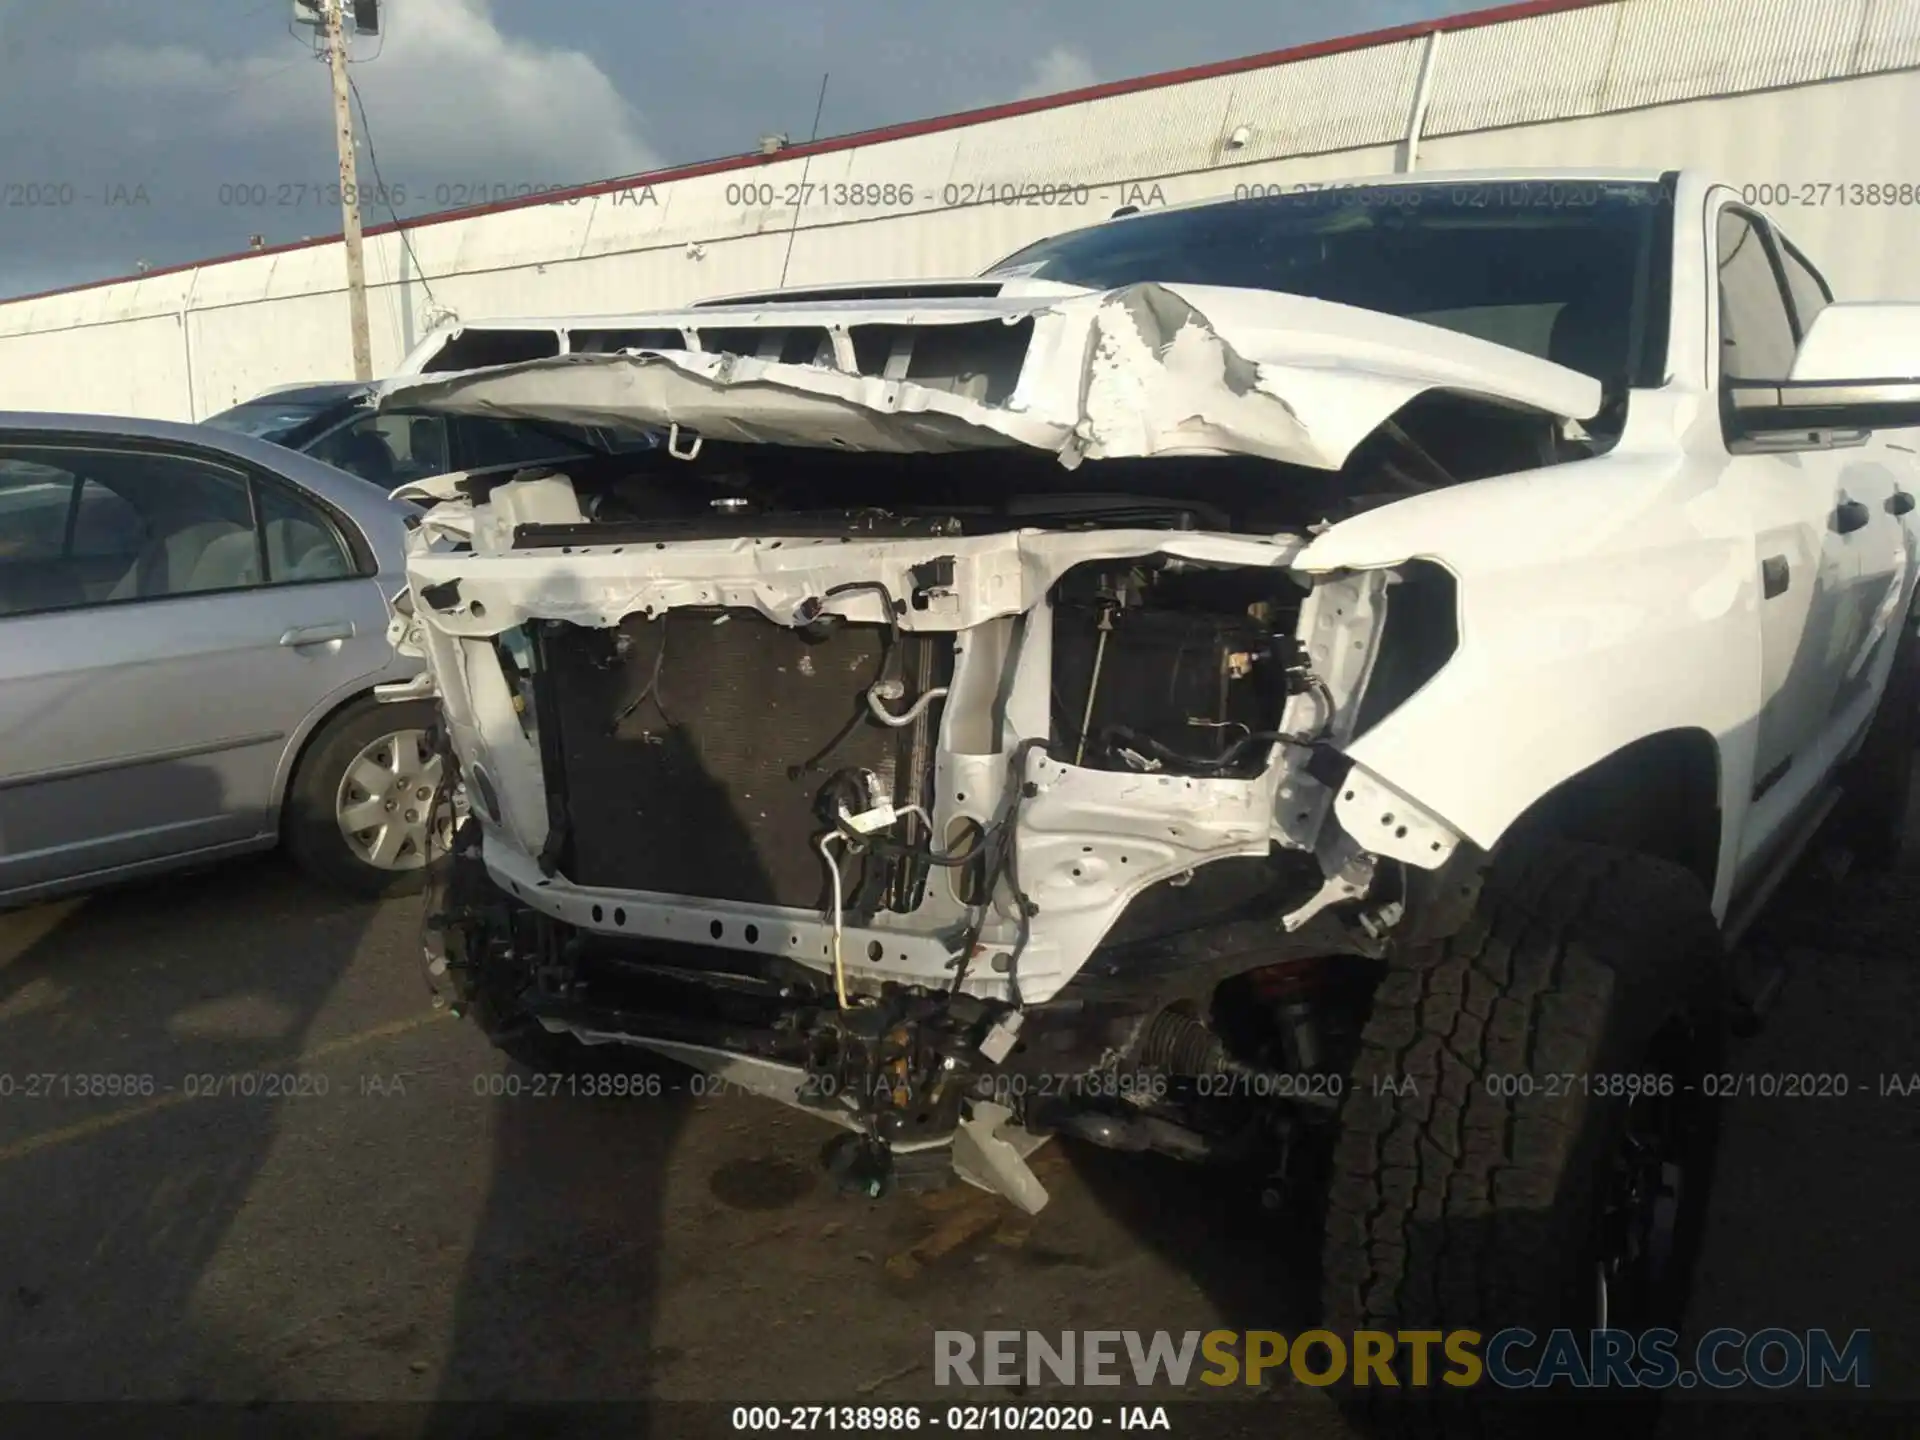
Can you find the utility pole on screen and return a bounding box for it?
[322,0,373,380]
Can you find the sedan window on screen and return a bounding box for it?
[0,461,159,614]
[0,463,81,562]
[256,479,354,582]
[0,444,354,617]
[72,478,148,558]
[86,456,257,602]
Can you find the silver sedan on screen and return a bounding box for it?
[0,411,445,904]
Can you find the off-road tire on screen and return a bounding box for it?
[1836,609,1918,871]
[283,696,446,899]
[1320,839,1726,1428]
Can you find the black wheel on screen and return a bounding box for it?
[1836,610,1918,870]
[283,695,449,898]
[1320,839,1726,1423]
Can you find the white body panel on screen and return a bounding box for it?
[378,285,1601,471]
[1789,301,1920,378]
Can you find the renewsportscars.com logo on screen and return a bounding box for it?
[934,1328,1873,1390]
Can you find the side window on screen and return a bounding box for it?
[455,415,588,469]
[310,412,453,485]
[0,462,79,563]
[390,413,450,481]
[1715,209,1798,382]
[100,454,259,599]
[1776,240,1833,339]
[72,479,147,558]
[256,481,355,583]
[309,414,400,485]
[0,447,255,612]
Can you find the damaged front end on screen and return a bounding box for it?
[392,280,1596,1208]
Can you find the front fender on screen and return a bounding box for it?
[1296,435,1758,915]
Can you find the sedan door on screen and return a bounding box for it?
[0,434,393,900]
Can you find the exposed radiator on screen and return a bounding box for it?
[532,609,947,911]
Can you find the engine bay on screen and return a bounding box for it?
[397,415,1481,1211]
[476,387,1575,551]
[1048,559,1317,780]
[480,547,1330,940]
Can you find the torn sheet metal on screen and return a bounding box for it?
[952,1102,1051,1214]
[374,282,1602,474]
[402,524,1306,637]
[383,349,1059,455]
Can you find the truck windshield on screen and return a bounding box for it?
[986,178,1673,393]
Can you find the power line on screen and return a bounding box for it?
[346,69,439,314]
[777,73,830,289]
[209,56,306,101]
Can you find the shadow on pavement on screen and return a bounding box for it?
[422,678,782,1437]
[0,850,386,1420]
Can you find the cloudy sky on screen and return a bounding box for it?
[0,0,1484,299]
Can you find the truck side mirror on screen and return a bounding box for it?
[1727,302,1920,436]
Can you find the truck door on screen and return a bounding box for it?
[1712,198,1904,887]
[1770,229,1918,715]
[1713,203,1866,884]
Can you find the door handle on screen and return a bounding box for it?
[1761,555,1790,598]
[1833,499,1871,535]
[279,621,354,647]
[1889,490,1915,517]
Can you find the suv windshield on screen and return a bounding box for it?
[203,388,361,446]
[986,178,1673,392]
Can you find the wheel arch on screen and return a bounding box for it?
[1494,726,1724,898]
[269,682,412,832]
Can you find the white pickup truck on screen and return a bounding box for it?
[379,169,1919,1356]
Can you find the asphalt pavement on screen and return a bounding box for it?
[0,802,1913,1436]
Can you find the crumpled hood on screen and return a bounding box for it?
[375,281,1602,473]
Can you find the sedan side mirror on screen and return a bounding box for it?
[1727,301,1920,435]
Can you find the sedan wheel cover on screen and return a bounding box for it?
[334,729,444,871]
